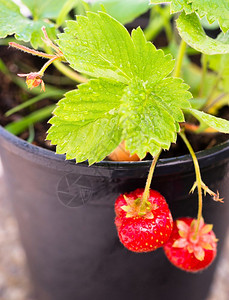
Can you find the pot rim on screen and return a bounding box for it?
[0,125,228,171]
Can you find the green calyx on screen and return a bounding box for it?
[121,196,155,219]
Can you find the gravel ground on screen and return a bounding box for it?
[0,160,229,300]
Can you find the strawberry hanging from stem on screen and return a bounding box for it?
[163,131,221,272]
[115,151,173,252]
[163,217,217,272]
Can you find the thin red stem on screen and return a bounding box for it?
[39,55,63,75]
[41,27,62,55]
[9,42,56,59]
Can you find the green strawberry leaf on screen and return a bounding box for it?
[48,12,192,163]
[88,0,151,25]
[150,0,229,32]
[200,16,219,30]
[58,13,175,83]
[217,31,229,44]
[176,12,229,55]
[150,0,193,14]
[58,14,134,83]
[184,108,229,133]
[188,98,207,110]
[21,0,68,20]
[0,0,56,48]
[208,53,229,93]
[120,77,191,159]
[47,79,125,165]
[191,0,229,33]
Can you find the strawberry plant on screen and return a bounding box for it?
[0,0,229,276]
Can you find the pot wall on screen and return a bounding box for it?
[0,127,229,300]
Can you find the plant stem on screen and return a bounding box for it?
[159,6,173,43]
[144,6,171,41]
[164,20,173,44]
[53,60,88,83]
[203,75,222,111]
[204,93,227,113]
[0,58,65,95]
[75,0,87,16]
[141,150,162,206]
[199,54,208,98]
[9,42,55,59]
[5,105,55,135]
[27,125,35,143]
[39,56,63,75]
[5,90,65,117]
[144,16,165,41]
[42,28,87,83]
[173,39,187,78]
[57,0,79,26]
[42,27,62,55]
[179,131,203,236]
[44,45,88,83]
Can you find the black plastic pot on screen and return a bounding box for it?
[0,126,229,300]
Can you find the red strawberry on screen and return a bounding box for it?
[115,188,143,230]
[115,188,173,252]
[163,217,217,272]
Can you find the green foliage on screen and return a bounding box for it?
[5,105,55,135]
[21,0,68,20]
[119,77,191,159]
[143,5,172,41]
[188,98,207,110]
[5,90,65,117]
[150,0,192,14]
[208,52,229,93]
[191,0,229,33]
[58,14,135,83]
[58,14,175,83]
[177,13,229,55]
[200,17,219,30]
[184,108,229,133]
[0,0,81,48]
[1,1,228,163]
[48,12,192,163]
[57,0,81,26]
[48,79,125,164]
[0,0,57,48]
[88,0,151,24]
[150,0,229,32]
[150,0,229,54]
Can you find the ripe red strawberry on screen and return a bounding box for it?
[163,217,217,272]
[114,189,138,230]
[115,188,173,253]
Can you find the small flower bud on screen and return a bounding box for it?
[18,72,45,92]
